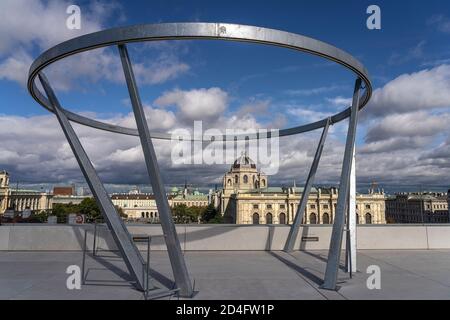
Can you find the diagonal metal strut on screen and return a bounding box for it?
[284,118,331,252]
[38,72,146,291]
[118,44,193,297]
[322,78,362,290]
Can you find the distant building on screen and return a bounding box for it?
[386,192,449,224]
[51,195,90,205]
[53,186,75,196]
[170,184,209,207]
[52,184,89,205]
[0,171,53,214]
[111,193,159,221]
[111,185,209,221]
[214,154,386,224]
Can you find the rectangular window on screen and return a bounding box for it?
[310,204,316,209]
[253,204,258,209]
[267,204,272,209]
[280,204,285,209]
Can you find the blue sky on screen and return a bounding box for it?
[1,0,450,191]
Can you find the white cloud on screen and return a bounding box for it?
[285,85,345,96]
[365,111,450,143]
[155,88,228,122]
[133,59,190,85]
[428,14,450,34]
[326,96,352,107]
[0,49,33,85]
[0,0,189,89]
[367,64,450,116]
[287,107,333,123]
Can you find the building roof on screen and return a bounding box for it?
[232,153,256,169]
[53,186,74,196]
[111,193,156,200]
[172,194,208,201]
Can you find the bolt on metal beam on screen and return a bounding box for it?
[118,44,193,297]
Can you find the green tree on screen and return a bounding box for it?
[78,198,102,223]
[201,204,223,224]
[172,204,203,224]
[51,202,79,223]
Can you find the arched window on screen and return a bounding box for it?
[235,175,239,184]
[365,213,372,224]
[261,179,266,187]
[243,175,248,183]
[279,213,286,224]
[356,214,360,224]
[310,213,317,224]
[141,212,145,218]
[227,179,232,186]
[266,213,273,224]
[146,212,149,218]
[322,213,330,224]
[252,213,260,224]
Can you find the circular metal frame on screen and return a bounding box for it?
[28,22,372,140]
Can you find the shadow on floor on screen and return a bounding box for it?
[268,251,324,286]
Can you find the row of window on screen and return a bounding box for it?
[251,212,373,224]
[252,212,286,224]
[227,176,266,186]
[253,204,285,209]
[141,212,158,218]
[253,203,373,211]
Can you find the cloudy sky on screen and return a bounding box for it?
[1,0,450,192]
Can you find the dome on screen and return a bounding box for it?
[232,153,256,169]
[171,186,179,193]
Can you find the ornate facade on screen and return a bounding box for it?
[0,171,53,214]
[216,155,386,225]
[386,192,449,223]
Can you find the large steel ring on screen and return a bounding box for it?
[28,22,372,140]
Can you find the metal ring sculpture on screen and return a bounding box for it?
[28,23,372,140]
[28,23,372,295]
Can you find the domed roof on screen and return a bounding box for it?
[232,153,256,169]
[171,186,179,193]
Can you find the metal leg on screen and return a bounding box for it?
[81,229,87,285]
[284,118,331,252]
[146,236,152,297]
[93,221,97,256]
[322,78,362,290]
[38,72,146,291]
[346,147,357,274]
[118,44,193,297]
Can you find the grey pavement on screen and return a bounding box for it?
[0,250,449,300]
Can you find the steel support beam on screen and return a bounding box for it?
[118,44,193,297]
[38,72,146,291]
[284,118,331,252]
[322,78,362,290]
[345,147,357,273]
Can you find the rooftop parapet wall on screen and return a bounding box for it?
[0,224,449,251]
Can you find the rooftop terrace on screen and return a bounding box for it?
[1,249,449,300]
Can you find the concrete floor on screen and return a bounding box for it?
[0,250,449,300]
